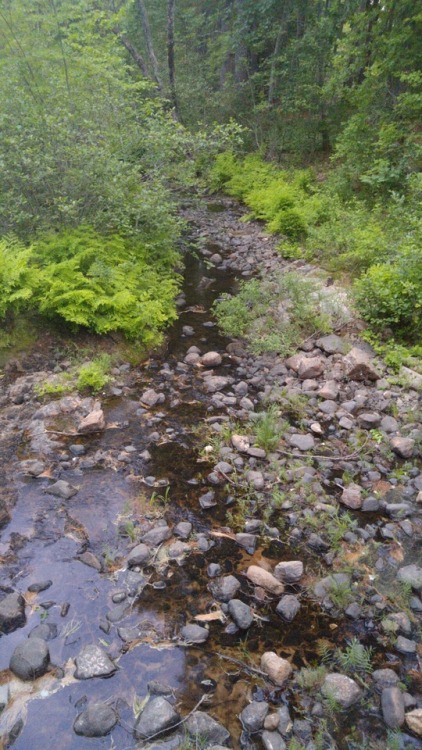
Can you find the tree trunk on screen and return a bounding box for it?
[268,24,284,105]
[167,0,179,118]
[136,0,163,92]
[112,27,149,78]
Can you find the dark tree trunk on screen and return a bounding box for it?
[167,0,179,118]
[112,27,149,78]
[136,0,163,92]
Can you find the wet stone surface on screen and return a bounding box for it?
[0,197,420,750]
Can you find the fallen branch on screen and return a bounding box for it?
[214,652,271,681]
[276,437,370,463]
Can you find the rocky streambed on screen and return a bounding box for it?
[0,198,421,750]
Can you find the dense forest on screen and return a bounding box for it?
[0,0,421,354]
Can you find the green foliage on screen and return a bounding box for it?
[337,639,373,675]
[254,405,284,452]
[213,272,332,357]
[34,380,72,398]
[76,355,112,392]
[0,236,36,318]
[0,228,180,343]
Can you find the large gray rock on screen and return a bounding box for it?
[0,592,26,634]
[204,376,230,393]
[390,437,415,459]
[135,697,179,739]
[397,565,422,592]
[240,701,269,732]
[262,731,286,750]
[340,484,362,510]
[381,687,405,729]
[74,703,117,737]
[289,434,314,451]
[126,543,151,567]
[343,347,379,382]
[78,409,106,433]
[298,357,324,380]
[74,645,116,679]
[142,525,172,546]
[209,575,241,602]
[201,352,223,367]
[316,335,347,354]
[10,638,50,681]
[46,480,78,499]
[274,561,303,583]
[321,673,361,708]
[140,389,164,408]
[276,595,300,622]
[185,711,230,745]
[228,599,253,630]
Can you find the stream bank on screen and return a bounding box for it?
[0,197,421,750]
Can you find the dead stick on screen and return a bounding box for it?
[214,652,272,681]
[276,437,370,462]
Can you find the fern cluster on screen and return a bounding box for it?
[0,227,180,343]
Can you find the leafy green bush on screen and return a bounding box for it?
[268,208,308,239]
[0,228,181,344]
[77,355,112,392]
[354,247,422,338]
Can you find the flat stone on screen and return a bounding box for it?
[372,669,400,688]
[298,357,324,380]
[46,480,78,499]
[381,687,405,728]
[340,483,362,509]
[240,701,269,732]
[397,565,422,592]
[142,525,172,546]
[405,709,422,736]
[274,561,303,583]
[319,400,337,415]
[28,623,58,641]
[74,644,116,679]
[199,490,217,509]
[78,551,102,572]
[358,412,381,428]
[318,381,339,400]
[316,335,346,354]
[395,636,417,654]
[174,522,192,539]
[228,599,253,629]
[276,595,300,622]
[10,638,50,680]
[339,416,354,430]
[245,470,265,490]
[126,543,150,567]
[209,575,241,602]
[344,347,379,382]
[289,434,315,451]
[135,697,180,739]
[231,434,250,452]
[180,624,209,644]
[247,446,266,458]
[322,673,361,708]
[235,533,256,553]
[185,711,230,745]
[27,581,52,594]
[246,566,284,595]
[260,652,292,686]
[20,460,45,476]
[201,352,223,367]
[74,703,117,737]
[140,389,164,408]
[78,409,105,433]
[390,437,415,459]
[0,592,26,634]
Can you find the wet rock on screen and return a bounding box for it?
[316,335,346,354]
[397,565,422,592]
[321,673,361,708]
[78,409,105,433]
[208,563,222,578]
[390,437,415,459]
[29,623,58,641]
[276,595,300,622]
[204,376,230,393]
[185,711,230,745]
[262,731,286,750]
[10,637,50,680]
[0,592,26,634]
[260,652,292,686]
[182,325,194,336]
[0,684,9,712]
[202,352,223,367]
[228,599,253,629]
[274,561,303,583]
[74,644,116,679]
[405,709,422,736]
[135,697,180,739]
[245,471,265,490]
[74,703,118,737]
[174,522,192,539]
[381,687,405,728]
[148,680,174,696]
[209,575,241,602]
[340,483,362,510]
[344,347,379,382]
[289,434,315,451]
[46,479,78,499]
[127,543,151,567]
[142,525,172,546]
[78,551,103,572]
[246,566,284,595]
[180,624,209,643]
[395,636,417,654]
[240,701,269,732]
[20,460,45,476]
[27,580,52,594]
[141,389,164,408]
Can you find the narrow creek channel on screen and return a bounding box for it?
[0,199,421,750]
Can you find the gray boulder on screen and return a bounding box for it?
[185,711,230,745]
[74,703,117,737]
[135,697,179,739]
[74,644,116,679]
[0,592,26,634]
[10,637,50,681]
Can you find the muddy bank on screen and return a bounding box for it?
[0,198,421,750]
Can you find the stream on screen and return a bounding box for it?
[0,198,421,750]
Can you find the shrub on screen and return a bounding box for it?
[77,354,112,392]
[268,208,308,239]
[0,236,35,318]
